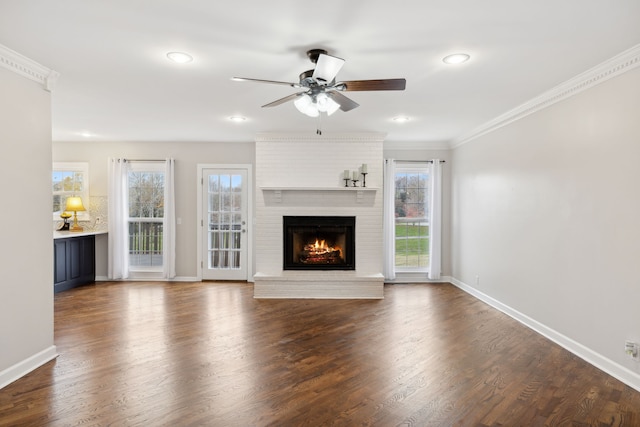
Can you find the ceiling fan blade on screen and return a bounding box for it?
[327,91,359,112]
[338,78,406,91]
[261,92,303,108]
[312,54,345,83]
[233,77,301,88]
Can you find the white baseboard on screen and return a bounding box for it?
[449,277,640,393]
[0,345,58,389]
[96,276,199,282]
[386,274,454,284]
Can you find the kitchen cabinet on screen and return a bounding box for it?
[54,234,95,293]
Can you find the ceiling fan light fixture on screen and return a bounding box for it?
[316,93,338,113]
[166,51,193,63]
[315,93,328,111]
[294,93,312,111]
[443,53,470,64]
[317,93,341,116]
[294,94,319,117]
[305,106,320,118]
[325,98,340,116]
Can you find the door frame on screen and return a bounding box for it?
[196,164,253,282]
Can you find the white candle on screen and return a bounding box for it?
[352,171,358,180]
[361,163,368,173]
[344,169,350,179]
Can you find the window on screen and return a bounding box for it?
[394,164,430,271]
[52,162,89,220]
[127,162,165,271]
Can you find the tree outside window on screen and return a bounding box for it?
[127,164,165,270]
[52,162,89,220]
[394,168,430,269]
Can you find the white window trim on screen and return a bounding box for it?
[53,162,90,221]
[394,162,430,273]
[127,161,165,277]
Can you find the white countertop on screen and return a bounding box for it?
[53,229,108,239]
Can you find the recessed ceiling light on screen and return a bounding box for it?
[229,116,246,122]
[166,52,193,63]
[79,131,94,137]
[443,53,470,64]
[393,116,410,123]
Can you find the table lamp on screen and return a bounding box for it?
[65,196,86,232]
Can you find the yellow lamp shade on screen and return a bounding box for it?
[66,197,86,232]
[65,196,86,212]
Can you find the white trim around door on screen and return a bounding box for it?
[197,164,253,282]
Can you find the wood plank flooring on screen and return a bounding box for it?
[1,281,640,426]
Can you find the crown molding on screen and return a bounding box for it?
[0,44,59,92]
[451,43,640,149]
[383,140,451,151]
[255,131,386,143]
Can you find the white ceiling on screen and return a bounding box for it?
[1,1,639,146]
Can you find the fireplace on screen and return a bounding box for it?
[283,216,355,270]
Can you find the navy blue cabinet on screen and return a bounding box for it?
[54,235,95,293]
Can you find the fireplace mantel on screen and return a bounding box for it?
[260,186,378,191]
[261,186,377,203]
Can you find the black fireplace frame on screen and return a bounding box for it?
[283,216,356,271]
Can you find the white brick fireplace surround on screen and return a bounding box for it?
[254,132,385,299]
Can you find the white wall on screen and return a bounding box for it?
[0,66,56,387]
[53,140,255,279]
[451,67,640,387]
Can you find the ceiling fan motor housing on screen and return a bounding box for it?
[306,49,328,64]
[299,69,315,87]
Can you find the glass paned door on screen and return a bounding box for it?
[202,168,248,280]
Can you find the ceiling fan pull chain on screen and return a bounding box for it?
[317,113,323,135]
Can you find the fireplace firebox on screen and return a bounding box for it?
[283,216,355,270]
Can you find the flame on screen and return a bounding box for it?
[304,238,341,256]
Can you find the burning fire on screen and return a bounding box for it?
[300,238,343,264]
[305,239,341,255]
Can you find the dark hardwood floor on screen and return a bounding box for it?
[1,281,639,426]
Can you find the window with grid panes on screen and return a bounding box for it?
[52,162,90,220]
[394,165,430,270]
[127,162,165,270]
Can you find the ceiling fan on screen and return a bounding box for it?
[233,49,406,118]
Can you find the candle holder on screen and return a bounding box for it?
[343,178,350,187]
[361,173,367,188]
[351,179,359,187]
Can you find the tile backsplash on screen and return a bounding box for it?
[53,196,108,232]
